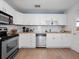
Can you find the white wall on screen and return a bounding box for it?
[65,3,79,33]
[65,2,79,53]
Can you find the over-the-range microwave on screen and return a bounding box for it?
[0,10,13,25]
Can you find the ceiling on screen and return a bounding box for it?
[5,0,79,13]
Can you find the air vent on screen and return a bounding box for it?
[35,5,40,8]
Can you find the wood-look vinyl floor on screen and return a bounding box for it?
[14,48,79,59]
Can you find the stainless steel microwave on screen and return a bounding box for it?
[0,11,13,25]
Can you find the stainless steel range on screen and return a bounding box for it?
[0,27,19,59]
[2,36,19,59]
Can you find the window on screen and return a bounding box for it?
[76,21,79,27]
[76,17,79,31]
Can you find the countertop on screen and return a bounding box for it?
[19,32,35,34]
[19,32,71,34]
[46,32,71,34]
[0,34,19,41]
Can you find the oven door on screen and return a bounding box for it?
[6,37,18,58]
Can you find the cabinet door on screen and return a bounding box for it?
[61,34,71,47]
[52,14,67,25]
[19,34,26,48]
[25,34,36,48]
[46,37,54,48]
[58,14,67,25]
[19,34,36,48]
[22,15,40,25]
[46,34,71,48]
[46,34,61,48]
[43,15,52,25]
[40,15,46,25]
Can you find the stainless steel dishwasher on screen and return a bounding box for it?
[36,33,46,48]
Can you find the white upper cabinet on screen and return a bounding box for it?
[52,14,67,25]
[29,15,41,25]
[22,14,41,25]
[40,15,47,25]
[45,14,67,25]
[22,14,67,25]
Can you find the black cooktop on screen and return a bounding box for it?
[0,34,19,41]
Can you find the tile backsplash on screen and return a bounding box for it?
[0,25,63,33]
[35,26,62,33]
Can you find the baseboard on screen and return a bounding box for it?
[46,46,70,48]
[70,47,79,53]
[19,47,36,48]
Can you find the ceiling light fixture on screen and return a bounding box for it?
[35,5,40,8]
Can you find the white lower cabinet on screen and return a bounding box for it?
[71,33,79,53]
[19,33,36,48]
[19,33,71,48]
[46,33,71,48]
